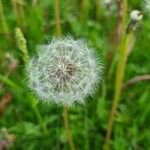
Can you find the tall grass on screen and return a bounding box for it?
[0,0,149,149]
[0,0,9,35]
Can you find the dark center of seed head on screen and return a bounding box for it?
[55,58,76,83]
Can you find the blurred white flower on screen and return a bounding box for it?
[28,37,101,107]
[104,0,112,5]
[101,0,117,16]
[142,0,150,15]
[130,10,143,21]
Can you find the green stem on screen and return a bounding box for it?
[54,0,61,36]
[106,0,127,80]
[84,108,89,150]
[11,0,20,25]
[0,0,9,35]
[11,0,25,26]
[63,107,75,150]
[104,32,135,150]
[0,74,21,91]
[80,0,89,24]
[32,0,38,7]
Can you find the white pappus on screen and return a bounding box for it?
[27,37,102,107]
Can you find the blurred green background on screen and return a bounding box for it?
[0,0,150,149]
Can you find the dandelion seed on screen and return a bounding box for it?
[28,37,101,107]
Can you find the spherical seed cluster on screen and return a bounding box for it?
[28,37,101,106]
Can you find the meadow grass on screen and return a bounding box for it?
[0,0,150,149]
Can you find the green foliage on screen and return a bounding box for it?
[0,0,149,149]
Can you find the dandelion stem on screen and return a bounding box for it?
[63,107,75,150]
[104,32,135,150]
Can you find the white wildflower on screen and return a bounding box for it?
[28,37,101,107]
[101,0,117,16]
[142,0,150,15]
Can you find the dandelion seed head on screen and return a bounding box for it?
[130,10,143,21]
[28,37,101,107]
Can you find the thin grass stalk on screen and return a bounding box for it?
[54,0,75,149]
[0,73,21,91]
[81,0,89,23]
[54,0,61,36]
[31,98,48,135]
[105,0,127,80]
[95,0,100,21]
[11,0,19,24]
[104,32,135,150]
[11,0,25,26]
[32,0,38,7]
[95,0,103,21]
[18,0,25,20]
[84,108,89,150]
[0,0,9,35]
[123,74,150,89]
[103,1,128,147]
